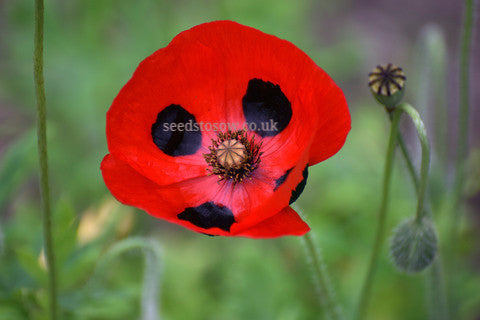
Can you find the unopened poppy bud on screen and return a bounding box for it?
[390,217,437,273]
[368,64,406,109]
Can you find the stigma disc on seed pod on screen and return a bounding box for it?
[368,63,406,109]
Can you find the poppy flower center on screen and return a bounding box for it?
[215,139,247,169]
[204,130,262,184]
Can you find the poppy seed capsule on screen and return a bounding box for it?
[368,63,406,108]
[215,139,247,169]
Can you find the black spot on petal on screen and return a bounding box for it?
[274,168,293,191]
[289,165,309,204]
[242,79,292,137]
[151,104,201,156]
[178,202,235,232]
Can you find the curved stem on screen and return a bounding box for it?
[354,108,402,320]
[302,232,343,320]
[34,0,58,319]
[391,103,448,319]
[396,103,430,223]
[93,237,163,320]
[397,134,419,192]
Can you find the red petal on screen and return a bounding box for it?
[103,21,350,237]
[176,21,350,169]
[165,148,309,232]
[101,154,179,219]
[101,152,309,237]
[182,21,322,169]
[101,154,231,235]
[106,28,226,186]
[308,78,351,165]
[230,149,309,232]
[107,21,350,185]
[235,206,310,238]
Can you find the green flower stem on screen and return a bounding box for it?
[417,26,448,165]
[354,108,402,320]
[454,0,475,201]
[93,237,163,320]
[302,232,343,320]
[451,0,476,226]
[387,110,419,191]
[393,104,448,320]
[395,103,430,223]
[33,0,58,319]
[452,0,475,210]
[427,260,449,320]
[397,134,419,192]
[428,28,448,165]
[449,0,476,315]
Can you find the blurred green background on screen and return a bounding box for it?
[1,0,479,319]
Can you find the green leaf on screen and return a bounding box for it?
[13,247,46,285]
[52,199,78,268]
[0,129,37,210]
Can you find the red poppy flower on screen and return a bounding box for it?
[101,20,350,238]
